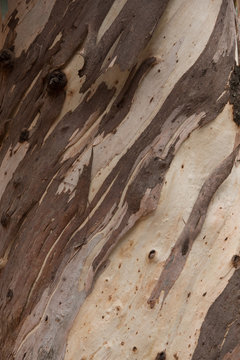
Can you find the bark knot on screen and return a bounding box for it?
[47,70,67,92]
[0,48,14,68]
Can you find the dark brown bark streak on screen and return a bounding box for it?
[0,0,235,358]
[192,268,240,360]
[229,64,240,126]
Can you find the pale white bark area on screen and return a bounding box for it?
[65,104,239,360]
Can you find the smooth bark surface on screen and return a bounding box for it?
[0,1,239,359]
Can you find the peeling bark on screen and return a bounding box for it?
[0,0,239,359]
[148,144,240,309]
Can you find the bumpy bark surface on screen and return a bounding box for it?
[0,1,239,359]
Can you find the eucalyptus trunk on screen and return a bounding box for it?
[0,1,239,360]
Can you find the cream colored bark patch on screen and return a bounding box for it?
[64,102,237,360]
[88,0,222,202]
[97,0,128,43]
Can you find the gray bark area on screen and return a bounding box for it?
[0,1,239,359]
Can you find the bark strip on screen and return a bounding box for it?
[192,268,240,360]
[0,0,237,358]
[148,144,240,309]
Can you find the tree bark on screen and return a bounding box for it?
[0,1,239,359]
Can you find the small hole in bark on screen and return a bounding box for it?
[116,98,125,109]
[232,255,240,268]
[19,129,29,143]
[7,289,13,300]
[1,212,10,227]
[61,126,69,132]
[148,250,156,259]
[148,299,156,309]
[45,315,48,321]
[181,238,189,256]
[156,351,166,360]
[13,177,21,188]
[202,292,207,297]
[132,346,137,352]
[22,353,27,360]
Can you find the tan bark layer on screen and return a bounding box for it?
[0,0,238,359]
